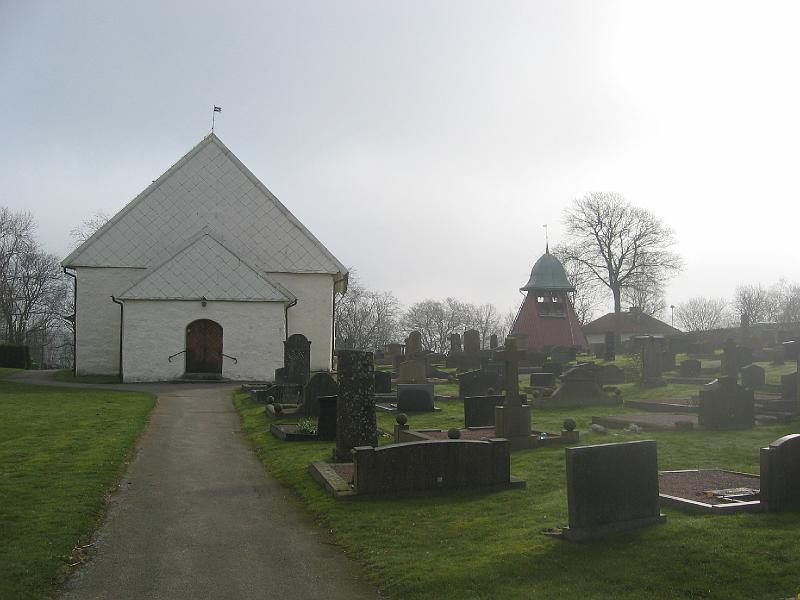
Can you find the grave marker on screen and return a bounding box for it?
[333,350,377,462]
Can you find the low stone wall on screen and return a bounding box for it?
[352,438,512,495]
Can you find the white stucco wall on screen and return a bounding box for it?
[121,300,285,382]
[74,267,143,375]
[269,273,334,371]
[586,332,666,345]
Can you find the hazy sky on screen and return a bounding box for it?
[2,1,799,319]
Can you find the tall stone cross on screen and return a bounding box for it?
[495,337,524,406]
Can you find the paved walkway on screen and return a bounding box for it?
[14,372,381,600]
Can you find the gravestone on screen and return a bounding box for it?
[374,371,392,394]
[783,341,800,413]
[406,331,423,356]
[463,329,481,354]
[661,352,676,372]
[551,346,575,364]
[530,372,556,387]
[333,350,377,462]
[490,334,499,350]
[397,359,427,384]
[781,372,797,401]
[604,331,616,361]
[562,440,666,541]
[721,339,740,379]
[737,346,754,368]
[600,364,625,385]
[317,395,337,440]
[636,336,665,387]
[458,368,501,399]
[528,351,547,367]
[550,365,611,406]
[698,376,754,429]
[449,333,462,355]
[464,395,503,427]
[760,433,800,511]
[541,360,563,378]
[679,359,702,377]
[494,338,532,449]
[740,364,765,390]
[396,384,435,412]
[301,372,339,417]
[283,333,311,385]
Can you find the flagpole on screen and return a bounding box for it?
[212,106,216,133]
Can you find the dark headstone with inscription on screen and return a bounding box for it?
[283,334,311,385]
[301,372,338,417]
[604,331,616,361]
[721,339,740,379]
[760,434,800,511]
[740,363,765,390]
[636,336,665,387]
[464,395,503,427]
[494,338,532,449]
[600,364,625,385]
[449,333,462,355]
[541,360,563,378]
[396,384,435,412]
[530,372,556,387]
[698,376,754,430]
[374,370,392,394]
[562,440,665,541]
[458,369,501,399]
[406,330,423,355]
[333,350,377,462]
[317,395,337,441]
[679,359,702,377]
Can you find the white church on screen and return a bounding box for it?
[62,134,348,382]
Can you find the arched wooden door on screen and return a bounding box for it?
[185,319,223,374]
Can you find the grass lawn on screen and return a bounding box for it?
[235,379,800,600]
[54,369,121,384]
[0,374,155,600]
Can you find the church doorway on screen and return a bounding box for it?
[185,319,223,374]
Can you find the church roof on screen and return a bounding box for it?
[118,232,295,302]
[62,134,347,287]
[582,311,681,336]
[520,250,575,292]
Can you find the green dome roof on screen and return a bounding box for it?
[520,251,575,292]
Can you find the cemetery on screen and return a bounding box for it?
[232,324,800,598]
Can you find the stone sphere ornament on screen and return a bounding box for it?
[563,418,577,432]
[396,413,408,425]
[447,428,461,439]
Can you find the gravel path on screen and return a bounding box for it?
[13,371,381,600]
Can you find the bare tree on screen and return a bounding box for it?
[621,277,666,318]
[734,284,772,325]
[70,210,110,247]
[402,297,472,353]
[0,208,67,346]
[334,271,401,351]
[675,297,729,332]
[555,192,682,339]
[466,303,502,349]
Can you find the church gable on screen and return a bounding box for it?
[118,233,294,302]
[62,134,347,279]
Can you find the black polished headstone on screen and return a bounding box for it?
[464,395,503,427]
[374,370,392,394]
[284,333,311,385]
[302,372,338,417]
[317,395,337,441]
[396,384,435,412]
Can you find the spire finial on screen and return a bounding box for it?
[543,224,549,253]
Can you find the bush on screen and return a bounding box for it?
[0,345,31,369]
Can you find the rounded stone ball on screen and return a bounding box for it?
[447,428,461,439]
[396,413,408,425]
[563,418,577,432]
[266,396,275,404]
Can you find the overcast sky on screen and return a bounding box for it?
[2,1,799,319]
